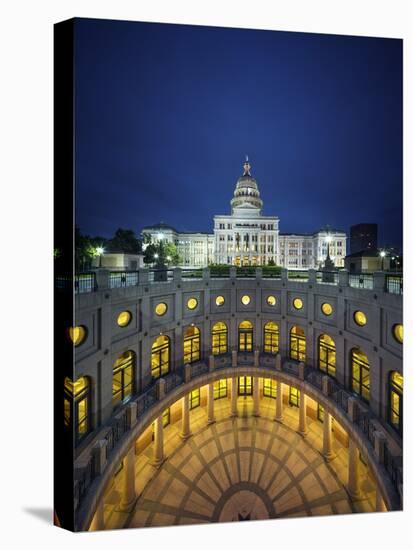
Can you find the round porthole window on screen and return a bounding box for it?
[215,295,225,306]
[69,326,87,346]
[321,303,333,316]
[293,298,303,310]
[117,311,132,327]
[187,297,198,310]
[393,324,403,344]
[354,311,367,326]
[155,302,168,316]
[241,295,251,305]
[267,295,277,306]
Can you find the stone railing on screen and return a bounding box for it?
[60,267,403,295]
[74,351,403,521]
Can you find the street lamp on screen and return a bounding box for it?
[166,255,172,264]
[96,246,104,268]
[379,250,386,271]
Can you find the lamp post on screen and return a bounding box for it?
[96,247,104,268]
[379,250,386,271]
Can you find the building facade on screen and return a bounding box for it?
[65,266,403,530]
[142,159,346,269]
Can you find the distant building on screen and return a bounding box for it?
[142,158,347,268]
[350,223,377,254]
[92,250,145,270]
[345,248,390,273]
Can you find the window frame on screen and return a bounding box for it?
[351,348,370,403]
[263,322,279,354]
[318,334,336,378]
[151,336,170,379]
[211,322,228,356]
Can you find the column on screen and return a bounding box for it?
[375,487,386,512]
[207,382,215,424]
[230,376,238,417]
[322,411,335,462]
[275,380,284,422]
[347,438,361,499]
[253,376,260,416]
[119,446,136,511]
[298,392,308,436]
[180,394,191,440]
[152,415,164,467]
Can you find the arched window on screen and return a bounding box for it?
[318,334,336,378]
[151,335,170,379]
[113,351,135,409]
[212,322,228,355]
[389,371,403,432]
[263,322,279,354]
[183,326,201,364]
[64,376,91,444]
[351,348,370,402]
[289,326,306,361]
[238,320,253,352]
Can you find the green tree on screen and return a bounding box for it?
[143,240,181,266]
[109,228,140,253]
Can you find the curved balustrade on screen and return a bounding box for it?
[74,351,403,530]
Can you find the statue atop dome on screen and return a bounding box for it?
[243,155,251,176]
[230,156,263,216]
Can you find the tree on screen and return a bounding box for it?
[143,240,181,266]
[75,227,108,271]
[109,228,140,254]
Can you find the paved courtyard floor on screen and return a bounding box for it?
[99,397,376,530]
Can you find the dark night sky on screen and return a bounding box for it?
[74,18,402,248]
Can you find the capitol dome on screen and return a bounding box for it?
[230,157,263,215]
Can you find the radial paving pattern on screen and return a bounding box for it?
[101,399,376,530]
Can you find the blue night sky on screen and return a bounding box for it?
[74,18,402,248]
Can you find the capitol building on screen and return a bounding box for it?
[142,158,347,269]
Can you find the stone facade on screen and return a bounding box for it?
[142,159,346,268]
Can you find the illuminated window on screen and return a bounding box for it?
[263,378,277,399]
[112,351,135,409]
[351,348,370,402]
[289,386,300,407]
[317,403,325,422]
[215,295,225,307]
[321,303,333,316]
[267,295,277,307]
[187,297,198,310]
[238,320,253,352]
[289,326,306,361]
[212,322,228,355]
[241,295,251,305]
[69,325,87,347]
[238,376,253,396]
[393,324,403,344]
[151,335,170,379]
[155,302,168,316]
[318,334,336,378]
[183,325,201,364]
[117,311,132,327]
[214,379,228,400]
[353,310,367,326]
[293,298,303,310]
[64,376,90,444]
[389,371,403,432]
[190,388,201,409]
[162,408,171,427]
[263,321,279,354]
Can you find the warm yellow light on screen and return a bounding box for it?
[215,295,225,306]
[187,297,198,310]
[293,298,303,310]
[321,303,333,316]
[64,376,88,396]
[267,295,277,306]
[69,326,87,346]
[155,302,168,316]
[241,295,251,305]
[354,310,367,326]
[393,324,403,344]
[117,311,132,327]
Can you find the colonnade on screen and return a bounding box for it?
[92,376,386,530]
